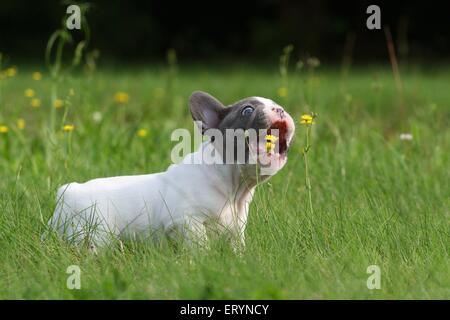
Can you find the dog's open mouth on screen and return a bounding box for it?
[267,120,289,154]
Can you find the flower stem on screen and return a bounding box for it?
[304,125,314,216]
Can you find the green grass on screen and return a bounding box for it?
[0,64,449,299]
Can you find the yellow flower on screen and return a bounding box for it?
[63,124,75,132]
[265,134,278,143]
[53,99,64,109]
[32,72,42,81]
[265,134,278,152]
[266,142,276,153]
[300,114,314,125]
[24,89,35,98]
[30,98,41,108]
[6,67,17,77]
[137,129,148,138]
[277,87,288,98]
[0,125,8,133]
[17,118,26,130]
[114,91,129,104]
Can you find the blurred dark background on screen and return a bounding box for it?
[1,0,449,64]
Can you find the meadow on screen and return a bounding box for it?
[0,59,449,299]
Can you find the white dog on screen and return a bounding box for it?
[48,91,295,250]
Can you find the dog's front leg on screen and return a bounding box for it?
[230,223,246,255]
[218,212,248,254]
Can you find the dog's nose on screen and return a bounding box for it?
[272,107,285,118]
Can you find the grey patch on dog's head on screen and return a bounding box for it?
[189,91,267,163]
[218,97,270,132]
[189,91,269,134]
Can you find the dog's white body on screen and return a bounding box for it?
[50,142,254,246]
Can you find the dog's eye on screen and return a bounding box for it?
[241,106,254,116]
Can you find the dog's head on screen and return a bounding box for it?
[189,91,295,178]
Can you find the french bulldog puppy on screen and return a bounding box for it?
[48,91,295,250]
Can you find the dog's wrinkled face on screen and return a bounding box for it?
[189,91,295,176]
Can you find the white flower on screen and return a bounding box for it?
[399,133,413,141]
[92,111,103,123]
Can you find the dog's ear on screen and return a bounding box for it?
[189,91,226,134]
